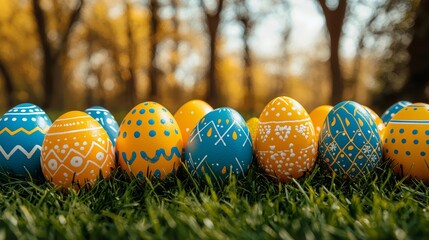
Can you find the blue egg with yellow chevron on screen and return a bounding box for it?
[0,103,52,178]
[85,106,119,147]
[185,107,253,180]
[318,101,382,178]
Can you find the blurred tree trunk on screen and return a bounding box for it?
[148,0,160,100]
[125,1,138,105]
[201,0,224,107]
[32,0,84,109]
[317,0,347,105]
[235,0,254,114]
[0,59,14,108]
[405,0,429,102]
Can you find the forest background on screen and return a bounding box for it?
[0,0,428,116]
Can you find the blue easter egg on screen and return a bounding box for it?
[381,101,412,126]
[185,107,253,179]
[318,101,382,178]
[85,106,119,146]
[0,103,52,178]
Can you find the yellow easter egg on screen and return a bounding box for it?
[384,103,429,183]
[117,102,182,179]
[41,111,115,188]
[174,100,213,149]
[246,117,259,144]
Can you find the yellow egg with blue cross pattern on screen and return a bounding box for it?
[116,102,182,180]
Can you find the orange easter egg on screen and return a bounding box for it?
[117,102,182,179]
[41,111,115,188]
[174,100,213,149]
[255,96,317,182]
[309,105,333,140]
[364,106,385,138]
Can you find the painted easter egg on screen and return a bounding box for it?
[185,108,253,179]
[246,117,259,144]
[364,106,385,137]
[381,101,412,126]
[85,106,119,146]
[318,101,382,178]
[383,103,429,183]
[174,100,213,149]
[309,105,333,140]
[41,111,115,188]
[0,103,51,178]
[255,96,317,183]
[117,102,182,179]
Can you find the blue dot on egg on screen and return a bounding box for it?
[162,108,167,112]
[406,151,411,156]
[412,129,418,135]
[414,139,419,144]
[394,149,398,154]
[426,130,429,135]
[174,129,179,134]
[154,169,161,178]
[170,119,174,124]
[426,140,429,145]
[401,139,406,144]
[144,102,149,106]
[391,138,396,143]
[399,128,404,134]
[127,120,132,125]
[149,119,155,125]
[134,131,140,138]
[149,108,155,113]
[161,119,166,124]
[390,129,394,134]
[164,130,170,136]
[421,152,426,157]
[123,132,127,138]
[140,109,145,114]
[149,130,156,137]
[137,120,142,126]
[132,109,136,114]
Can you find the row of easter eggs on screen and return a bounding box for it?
[0,98,427,188]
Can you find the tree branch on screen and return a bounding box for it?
[32,0,52,60]
[53,0,84,61]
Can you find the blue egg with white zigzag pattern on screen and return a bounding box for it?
[85,106,119,147]
[318,101,382,178]
[0,103,52,178]
[185,107,253,180]
[381,101,412,126]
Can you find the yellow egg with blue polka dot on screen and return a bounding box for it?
[116,102,182,179]
[383,103,429,183]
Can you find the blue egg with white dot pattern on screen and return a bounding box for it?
[85,106,119,147]
[0,103,52,178]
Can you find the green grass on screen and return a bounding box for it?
[1,160,429,240]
